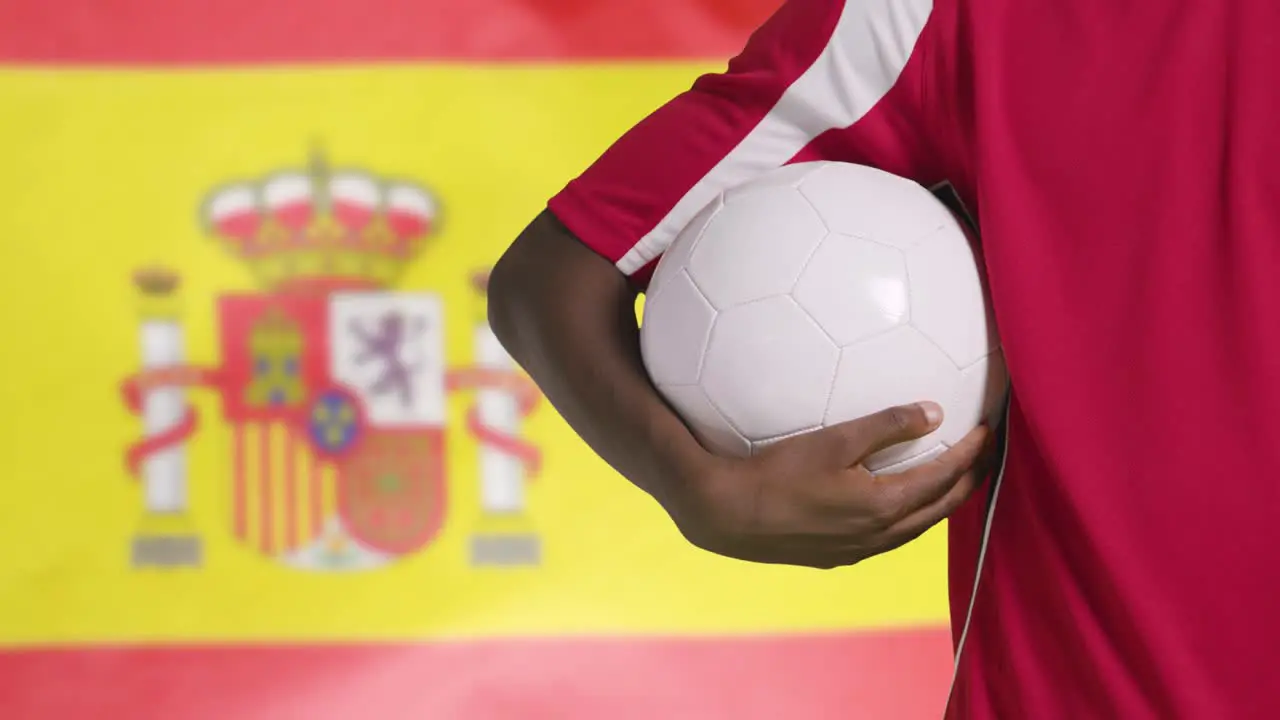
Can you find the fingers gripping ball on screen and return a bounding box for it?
[640,162,1008,473]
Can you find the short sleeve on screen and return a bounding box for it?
[547,0,951,287]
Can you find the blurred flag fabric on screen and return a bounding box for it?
[0,1,955,718]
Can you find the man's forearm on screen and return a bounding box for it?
[487,211,710,509]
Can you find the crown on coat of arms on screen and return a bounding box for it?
[203,151,438,293]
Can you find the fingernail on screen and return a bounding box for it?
[919,402,944,426]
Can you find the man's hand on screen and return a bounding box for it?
[668,404,993,569]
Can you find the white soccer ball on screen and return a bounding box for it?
[640,162,1008,474]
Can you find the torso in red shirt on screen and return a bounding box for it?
[547,0,1280,716]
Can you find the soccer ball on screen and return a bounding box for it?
[640,162,1007,474]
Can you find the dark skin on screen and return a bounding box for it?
[488,210,994,569]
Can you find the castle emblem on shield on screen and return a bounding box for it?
[120,153,542,572]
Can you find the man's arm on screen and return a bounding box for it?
[489,211,990,567]
[487,211,713,519]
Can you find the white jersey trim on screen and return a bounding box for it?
[943,395,1012,717]
[615,0,935,275]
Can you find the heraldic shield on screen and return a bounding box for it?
[217,291,447,570]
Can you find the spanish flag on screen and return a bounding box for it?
[0,1,953,717]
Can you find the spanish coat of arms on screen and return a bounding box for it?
[120,154,542,572]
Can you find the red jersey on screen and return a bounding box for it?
[548,0,1280,716]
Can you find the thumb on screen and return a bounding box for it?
[815,402,944,466]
